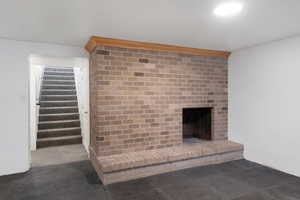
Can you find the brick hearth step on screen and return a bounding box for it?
[91,140,244,185]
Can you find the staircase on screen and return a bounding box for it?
[37,67,82,148]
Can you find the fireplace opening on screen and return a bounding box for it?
[183,107,212,142]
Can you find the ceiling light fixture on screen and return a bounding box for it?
[214,2,243,17]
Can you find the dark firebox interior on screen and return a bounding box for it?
[183,107,212,140]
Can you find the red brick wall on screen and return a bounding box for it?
[90,46,228,156]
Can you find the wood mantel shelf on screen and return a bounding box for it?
[85,36,231,58]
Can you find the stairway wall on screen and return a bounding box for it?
[0,38,86,176]
[30,65,44,150]
[73,66,90,153]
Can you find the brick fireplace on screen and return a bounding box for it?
[86,36,243,184]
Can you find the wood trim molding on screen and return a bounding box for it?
[85,36,231,58]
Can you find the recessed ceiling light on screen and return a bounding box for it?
[214,2,243,17]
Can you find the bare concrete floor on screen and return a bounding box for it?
[1,159,300,200]
[31,144,88,167]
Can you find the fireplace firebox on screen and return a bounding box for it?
[183,107,212,141]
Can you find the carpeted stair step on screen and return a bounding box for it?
[37,135,82,148]
[40,100,78,107]
[40,95,77,101]
[39,106,79,114]
[43,80,75,85]
[41,89,76,95]
[45,67,73,73]
[44,71,74,76]
[38,120,80,130]
[39,113,79,121]
[37,67,82,148]
[37,127,81,138]
[43,75,75,81]
[42,84,76,90]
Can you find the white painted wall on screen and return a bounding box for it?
[229,36,300,177]
[73,61,90,154]
[0,38,87,176]
[29,65,44,151]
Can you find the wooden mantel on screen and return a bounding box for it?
[85,36,231,59]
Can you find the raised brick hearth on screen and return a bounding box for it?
[91,140,243,184]
[86,36,243,184]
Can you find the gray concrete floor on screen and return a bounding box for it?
[31,144,88,167]
[1,159,300,200]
